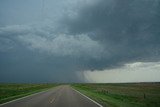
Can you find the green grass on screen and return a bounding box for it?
[72,83,160,107]
[0,83,58,104]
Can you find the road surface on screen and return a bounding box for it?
[0,85,102,107]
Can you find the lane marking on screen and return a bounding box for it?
[49,98,55,103]
[48,86,64,104]
[72,87,103,107]
[49,86,64,104]
[0,87,58,106]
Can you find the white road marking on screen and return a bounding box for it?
[49,98,55,103]
[0,88,56,106]
[72,87,103,107]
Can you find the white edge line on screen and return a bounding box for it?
[0,87,55,106]
[72,87,103,107]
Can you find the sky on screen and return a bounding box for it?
[0,0,160,83]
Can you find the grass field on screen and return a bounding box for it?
[0,83,58,104]
[72,83,160,107]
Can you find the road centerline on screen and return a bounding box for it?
[49,98,55,103]
[0,85,103,107]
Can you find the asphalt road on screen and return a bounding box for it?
[0,85,102,107]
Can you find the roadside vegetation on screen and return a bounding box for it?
[0,83,58,104]
[72,83,160,107]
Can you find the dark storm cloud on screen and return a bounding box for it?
[0,0,160,82]
[0,23,104,82]
[65,0,160,68]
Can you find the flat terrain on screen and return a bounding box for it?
[72,83,160,107]
[1,83,160,107]
[0,85,101,107]
[0,84,57,104]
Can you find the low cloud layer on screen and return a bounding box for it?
[0,0,160,82]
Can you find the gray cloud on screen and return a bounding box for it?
[0,0,160,82]
[0,22,106,83]
[65,0,160,66]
